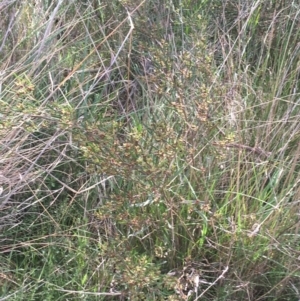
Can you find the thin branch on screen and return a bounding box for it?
[194,266,229,301]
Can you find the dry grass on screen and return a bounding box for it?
[0,0,300,300]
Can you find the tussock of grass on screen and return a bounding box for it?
[1,0,300,300]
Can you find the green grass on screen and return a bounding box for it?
[1,0,300,300]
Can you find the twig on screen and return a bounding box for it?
[194,266,229,301]
[213,142,272,159]
[54,288,123,296]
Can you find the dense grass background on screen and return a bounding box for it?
[0,0,300,300]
